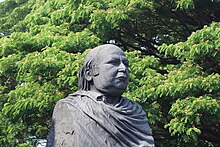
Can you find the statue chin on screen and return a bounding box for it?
[114,78,128,89]
[91,80,128,97]
[94,86,126,96]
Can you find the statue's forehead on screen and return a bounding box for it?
[84,45,127,64]
[97,49,127,61]
[99,47,124,54]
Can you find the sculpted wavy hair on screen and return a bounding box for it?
[78,59,94,90]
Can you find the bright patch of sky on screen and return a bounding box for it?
[0,0,5,2]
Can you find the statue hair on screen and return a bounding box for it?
[78,59,93,90]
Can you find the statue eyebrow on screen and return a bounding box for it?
[109,57,128,63]
[104,56,120,61]
[118,54,128,61]
[104,55,128,63]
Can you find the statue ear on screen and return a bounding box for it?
[85,68,93,81]
[85,60,99,81]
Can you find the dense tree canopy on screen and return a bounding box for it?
[0,0,219,146]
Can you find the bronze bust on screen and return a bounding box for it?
[47,44,154,147]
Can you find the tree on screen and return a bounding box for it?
[0,0,219,146]
[125,22,220,146]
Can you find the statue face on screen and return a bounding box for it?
[92,47,129,96]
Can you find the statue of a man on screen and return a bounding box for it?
[47,44,154,147]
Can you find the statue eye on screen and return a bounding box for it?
[106,59,119,65]
[123,61,129,67]
[111,60,119,65]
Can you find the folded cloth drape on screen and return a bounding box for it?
[47,90,155,147]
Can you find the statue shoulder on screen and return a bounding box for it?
[52,94,80,118]
[49,95,80,147]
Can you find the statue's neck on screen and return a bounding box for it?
[89,87,121,106]
[103,95,121,106]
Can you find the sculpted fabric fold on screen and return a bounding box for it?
[49,90,154,147]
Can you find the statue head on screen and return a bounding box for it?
[78,44,129,97]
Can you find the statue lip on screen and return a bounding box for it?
[116,72,127,81]
[116,76,127,80]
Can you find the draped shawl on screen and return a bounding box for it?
[47,90,154,147]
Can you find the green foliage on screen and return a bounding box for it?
[159,22,220,73]
[1,0,219,53]
[125,52,220,146]
[166,96,219,143]
[0,0,34,33]
[173,0,220,10]
[0,0,220,146]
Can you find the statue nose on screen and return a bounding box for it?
[118,62,126,72]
